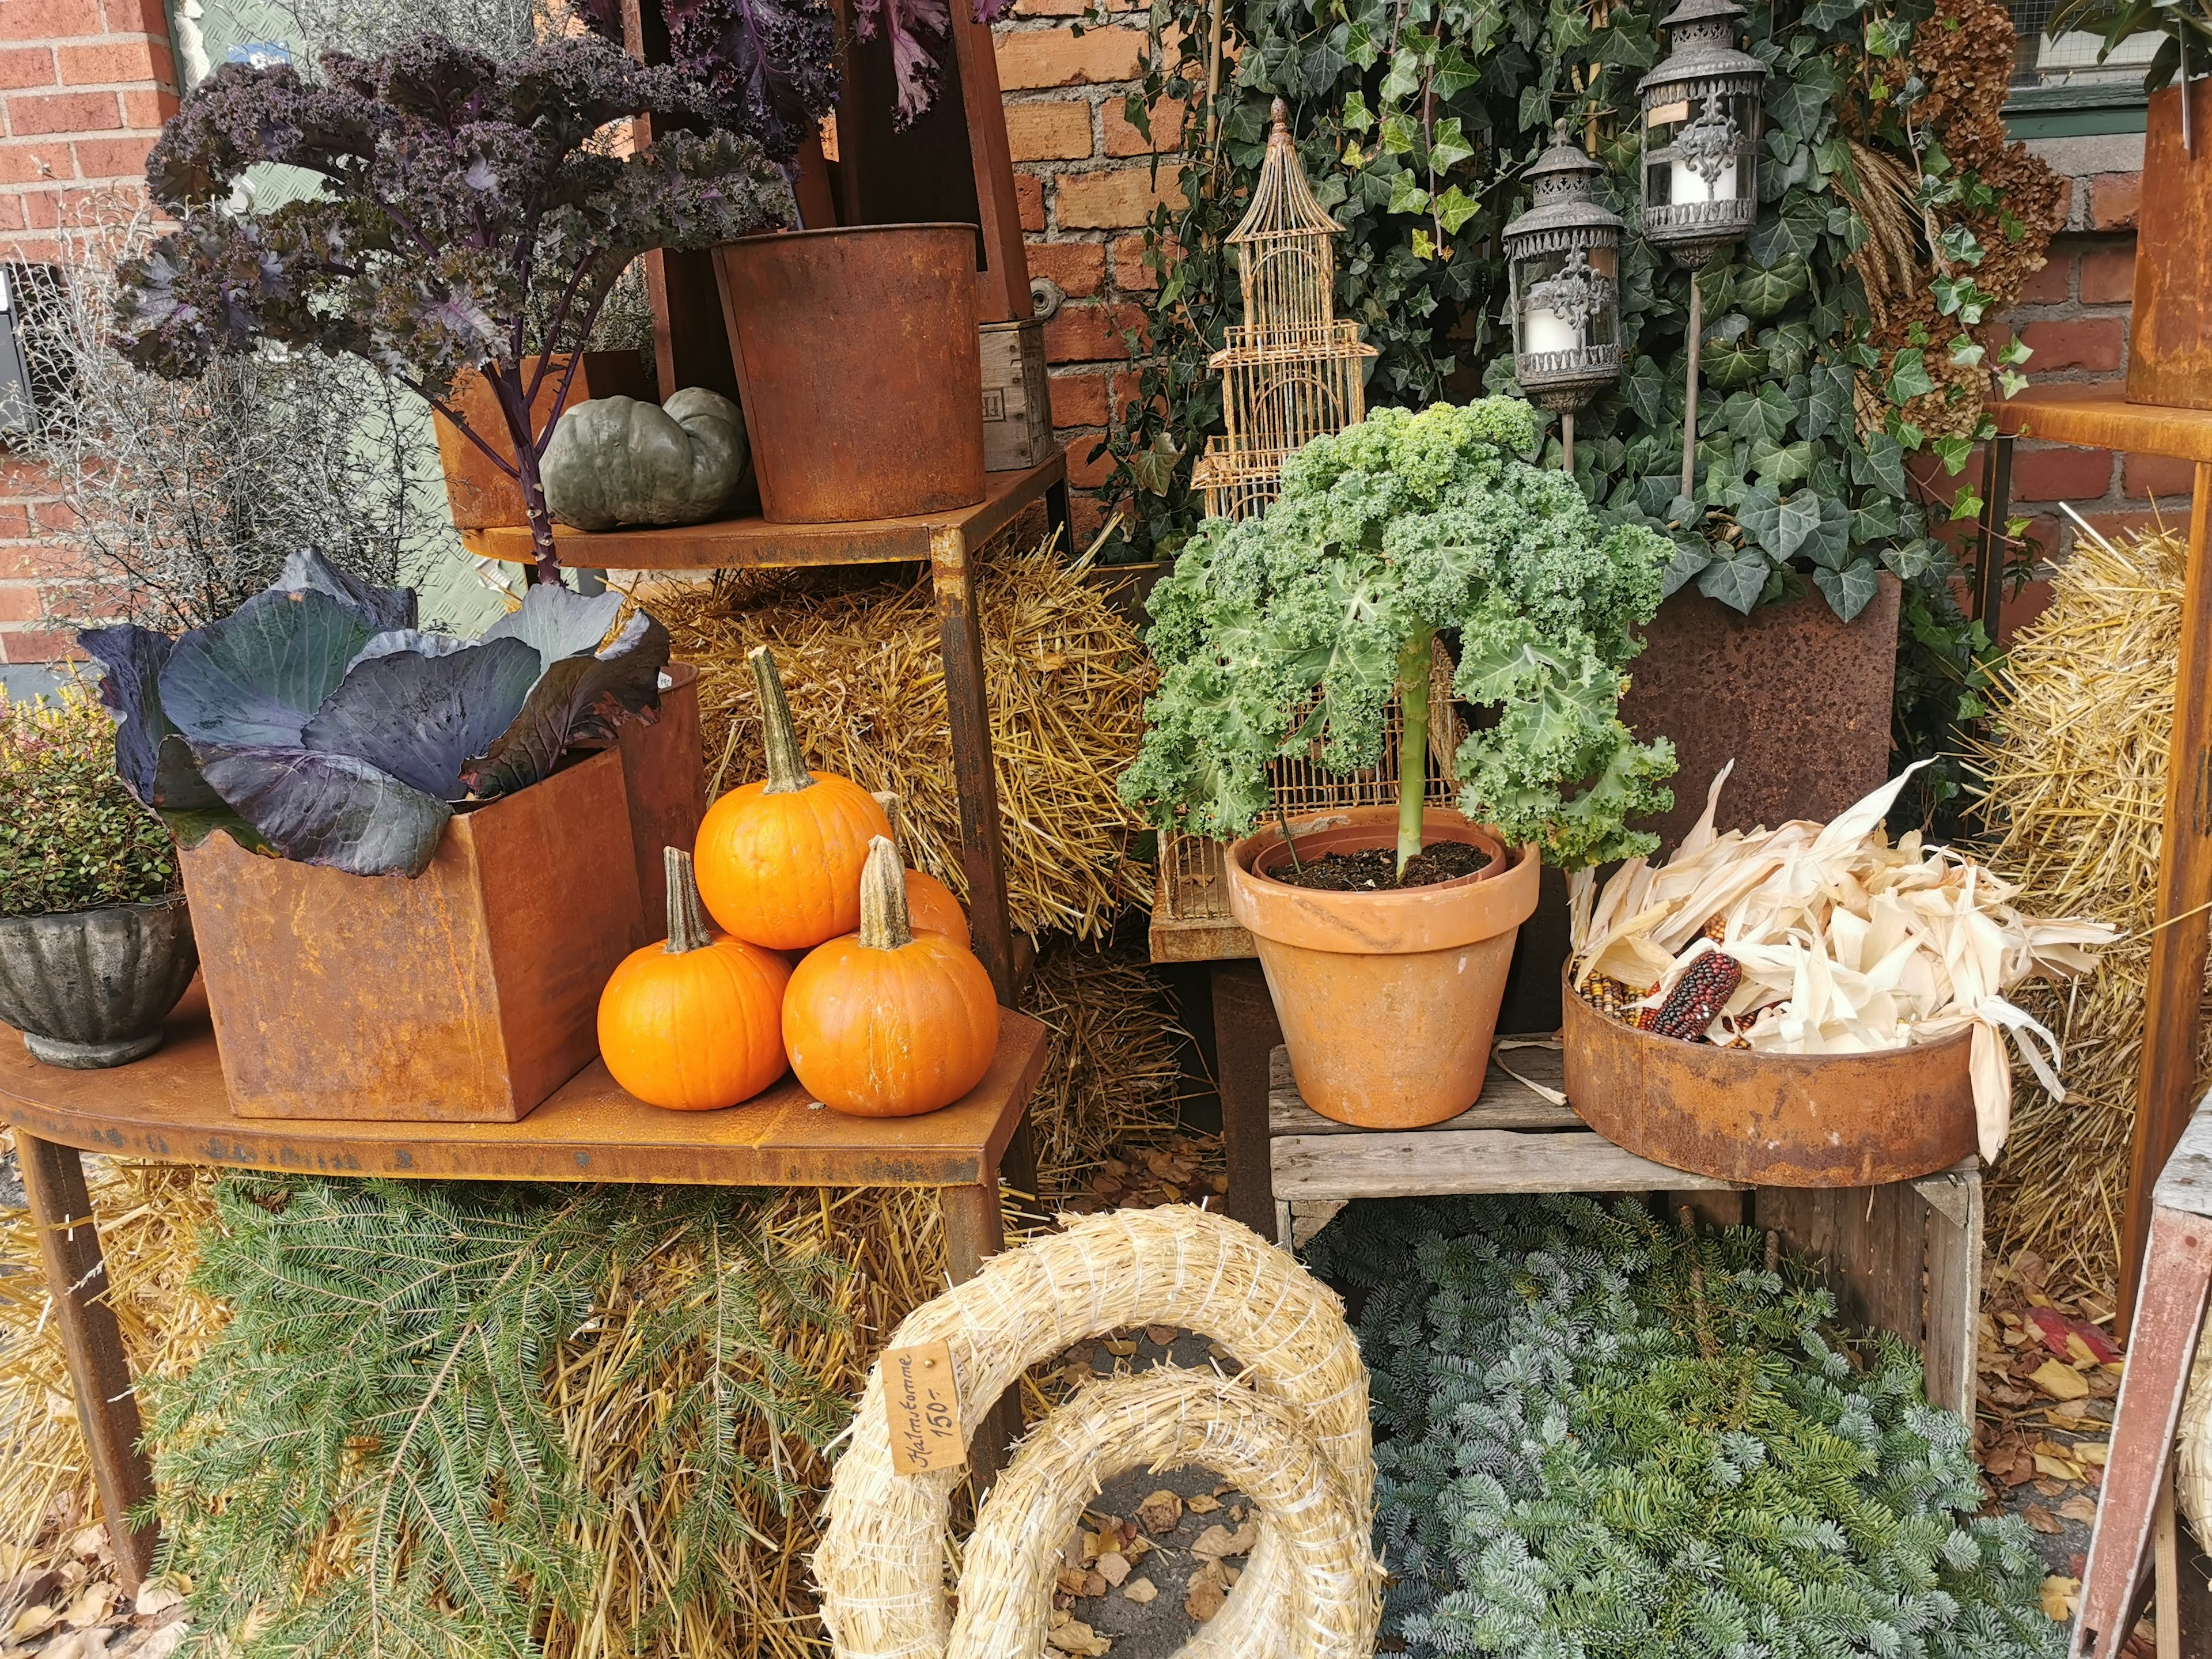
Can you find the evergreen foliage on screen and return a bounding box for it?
[1305,1195,2061,1658]
[0,683,176,917]
[150,1175,852,1657]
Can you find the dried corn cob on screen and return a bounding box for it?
[1580,975,1643,1021]
[1647,950,1742,1041]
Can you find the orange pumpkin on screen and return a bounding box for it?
[695,645,891,950]
[872,789,970,947]
[783,837,1001,1118]
[599,847,792,1111]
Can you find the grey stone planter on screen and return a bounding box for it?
[0,894,198,1068]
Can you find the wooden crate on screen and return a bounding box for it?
[1268,1044,1982,1416]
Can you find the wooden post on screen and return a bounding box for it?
[940,1176,1017,1482]
[2121,465,2212,1331]
[1972,434,2015,631]
[930,527,1017,1006]
[1212,963,1282,1237]
[14,1131,158,1590]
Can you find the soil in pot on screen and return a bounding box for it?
[1266,839,1491,892]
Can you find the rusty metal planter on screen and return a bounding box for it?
[618,662,706,935]
[181,747,645,1124]
[1560,976,1977,1187]
[714,225,986,524]
[2129,79,2212,411]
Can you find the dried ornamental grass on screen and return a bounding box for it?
[1023,939,1191,1191]
[816,1205,1372,1659]
[949,1370,1381,1659]
[1975,523,2211,1293]
[649,546,1154,942]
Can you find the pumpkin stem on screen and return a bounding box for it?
[664,846,713,953]
[749,645,813,796]
[858,835,912,951]
[872,790,903,848]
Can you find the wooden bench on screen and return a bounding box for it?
[1267,1041,1982,1418]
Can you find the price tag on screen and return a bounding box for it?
[883,1339,964,1475]
[1647,99,1690,128]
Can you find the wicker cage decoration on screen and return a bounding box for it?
[1190,98,1378,524]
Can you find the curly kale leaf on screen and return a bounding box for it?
[1121,399,1676,869]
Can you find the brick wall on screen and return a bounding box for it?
[993,5,1170,543]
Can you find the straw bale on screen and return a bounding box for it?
[647,546,1154,942]
[1975,524,2212,1296]
[950,1371,1381,1659]
[816,1205,1372,1659]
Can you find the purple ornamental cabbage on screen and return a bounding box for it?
[81,552,670,878]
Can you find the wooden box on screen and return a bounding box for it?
[2130,79,2212,411]
[980,319,1052,472]
[180,747,644,1123]
[431,351,657,529]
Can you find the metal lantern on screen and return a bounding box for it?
[1638,0,1766,498]
[1503,121,1624,473]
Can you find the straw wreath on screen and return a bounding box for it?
[949,1369,1380,1659]
[815,1206,1372,1659]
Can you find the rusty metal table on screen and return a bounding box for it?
[465,453,1073,1007]
[1981,387,2212,1326]
[0,988,1051,1594]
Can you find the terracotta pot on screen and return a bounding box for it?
[431,351,658,530]
[713,225,986,523]
[1224,807,1539,1129]
[2130,79,2212,410]
[1560,972,1977,1186]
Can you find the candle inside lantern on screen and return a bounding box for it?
[1524,308,1581,357]
[1669,155,1737,206]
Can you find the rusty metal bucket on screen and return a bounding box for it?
[714,225,987,524]
[1560,972,1978,1187]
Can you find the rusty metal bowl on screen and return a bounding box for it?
[1559,972,1978,1187]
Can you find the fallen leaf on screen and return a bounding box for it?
[2042,1575,2081,1622]
[1186,1494,1221,1514]
[7,1605,59,1643]
[1094,1551,1130,1587]
[1145,1327,1178,1348]
[1185,1560,1229,1622]
[1137,1490,1182,1535]
[2023,1505,2063,1535]
[1191,1522,1259,1560]
[1057,1566,1092,1597]
[130,1627,191,1659]
[134,1582,186,1620]
[2033,1453,2084,1480]
[1101,1339,1138,1358]
[2061,1497,2100,1524]
[67,1528,106,1560]
[2078,1441,2111,1465]
[1121,1578,1158,1605]
[1046,1616,1111,1656]
[2030,1359,2091,1401]
[63,1583,116,1628]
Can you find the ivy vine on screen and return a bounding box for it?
[1093,0,2062,820]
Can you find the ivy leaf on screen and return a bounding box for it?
[1998,369,2031,398]
[1429,117,1474,174]
[1813,558,1881,622]
[1341,90,1375,133]
[1883,537,1946,581]
[1517,84,1550,132]
[1663,537,1712,597]
[1804,0,1865,28]
[1806,363,1854,441]
[1751,438,1814,487]
[1773,488,1820,559]
[1381,51,1423,104]
[1948,335,1986,368]
[1737,255,1810,319]
[1735,483,1782,552]
[1701,328,1770,391]
[1866,14,1906,55]
[1728,383,1796,446]
[1431,42,1481,100]
[1387,169,1430,215]
[1128,431,1183,495]
[1624,356,1673,430]
[1435,184,1479,235]
[1698,550,1772,613]
[1930,433,1976,474]
[1886,349,1936,403]
[1770,61,1842,141]
[1380,112,1417,154]
[1798,494,1853,570]
[1853,498,1902,543]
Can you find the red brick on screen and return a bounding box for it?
[1027,238,1105,298]
[0,195,23,231]
[1998,578,2055,648]
[0,505,30,540]
[1110,367,1164,422]
[0,0,100,41]
[0,142,62,184]
[21,187,62,228]
[2126,452,2198,497]
[1049,368,1109,427]
[4,235,64,262]
[1044,300,1145,363]
[103,0,176,34]
[0,582,41,622]
[1056,164,1184,230]
[0,47,54,89]
[0,627,79,663]
[1016,0,1143,15]
[1112,232,1162,291]
[119,87,176,129]
[2016,253,2069,305]
[1067,442,1116,487]
[2012,444,2115,502]
[994,26,1147,90]
[32,498,75,533]
[2080,244,2135,305]
[1103,97,1183,157]
[2090,172,2141,232]
[72,134,151,179]
[2054,178,2074,226]
[9,89,118,136]
[1070,492,1107,543]
[1016,171,1044,232]
[2073,509,2164,549]
[58,37,164,86]
[1005,99,1092,162]
[2020,317,2124,373]
[0,543,84,579]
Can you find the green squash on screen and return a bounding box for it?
[540,388,751,530]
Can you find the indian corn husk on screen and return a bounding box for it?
[1974,522,2212,1294]
[645,545,1154,942]
[1570,762,2115,1162]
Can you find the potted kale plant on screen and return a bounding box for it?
[1122,399,1676,1129]
[113,32,796,582]
[0,684,196,1069]
[81,552,674,1122]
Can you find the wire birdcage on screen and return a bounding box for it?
[1190,98,1378,522]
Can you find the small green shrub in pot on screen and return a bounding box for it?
[1120,399,1677,1128]
[0,684,197,1067]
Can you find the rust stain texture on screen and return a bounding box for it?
[2128,79,2212,411]
[1615,575,1902,857]
[618,664,707,937]
[715,226,987,524]
[1560,986,1978,1187]
[431,353,656,529]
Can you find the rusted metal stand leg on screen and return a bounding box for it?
[2077,1204,2212,1658]
[1972,434,2014,631]
[1045,477,1073,551]
[931,527,1017,1007]
[14,1131,158,1590]
[1211,962,1281,1238]
[2122,469,2212,1332]
[942,1176,1016,1485]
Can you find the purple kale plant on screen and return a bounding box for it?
[113,32,797,583]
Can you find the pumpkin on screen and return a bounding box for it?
[783,837,1001,1118]
[599,846,792,1111]
[540,388,751,531]
[695,645,892,950]
[872,789,970,946]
